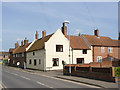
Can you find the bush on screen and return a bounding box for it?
[114,67,120,77]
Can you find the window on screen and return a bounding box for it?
[109,57,114,61]
[16,54,18,57]
[77,58,84,64]
[56,45,63,52]
[29,59,32,64]
[53,58,59,66]
[33,52,35,56]
[83,49,87,54]
[34,59,37,66]
[13,54,15,57]
[39,59,41,64]
[108,47,113,53]
[13,60,15,64]
[97,56,102,62]
[101,47,104,53]
[22,53,24,57]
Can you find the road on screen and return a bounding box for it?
[2,66,100,89]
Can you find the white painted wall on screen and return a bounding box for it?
[45,29,70,70]
[26,49,45,70]
[72,49,92,64]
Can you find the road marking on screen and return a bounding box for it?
[20,76,31,80]
[36,81,55,89]
[36,74,100,88]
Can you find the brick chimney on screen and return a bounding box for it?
[42,30,46,38]
[24,37,29,45]
[35,31,39,39]
[21,40,23,46]
[94,29,99,37]
[15,41,19,48]
[62,22,67,36]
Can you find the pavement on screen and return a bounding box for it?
[2,66,119,89]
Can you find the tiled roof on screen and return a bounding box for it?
[83,34,120,47]
[13,43,31,54]
[27,34,53,52]
[66,35,90,50]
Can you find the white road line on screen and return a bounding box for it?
[36,81,54,89]
[36,74,100,88]
[20,76,31,80]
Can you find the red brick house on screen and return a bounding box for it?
[82,29,120,62]
[9,37,31,68]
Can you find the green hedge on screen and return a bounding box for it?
[114,67,120,77]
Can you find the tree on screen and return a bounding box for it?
[78,32,81,36]
[119,32,120,40]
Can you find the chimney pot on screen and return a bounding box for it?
[62,22,67,36]
[35,31,39,39]
[42,30,46,38]
[24,37,29,45]
[21,40,23,46]
[94,29,99,37]
[15,41,19,48]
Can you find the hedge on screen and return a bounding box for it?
[114,67,120,77]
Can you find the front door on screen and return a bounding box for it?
[76,58,84,64]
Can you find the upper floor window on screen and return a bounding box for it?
[16,54,18,57]
[56,45,63,52]
[97,56,102,62]
[13,54,15,57]
[22,53,24,57]
[108,47,113,53]
[33,52,35,56]
[101,47,104,53]
[83,49,87,54]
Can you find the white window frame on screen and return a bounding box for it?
[97,56,102,62]
[109,57,114,61]
[101,47,104,53]
[108,47,113,53]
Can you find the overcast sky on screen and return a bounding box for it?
[2,2,118,51]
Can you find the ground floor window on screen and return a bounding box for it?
[53,58,59,66]
[109,57,114,61]
[39,59,41,64]
[76,58,84,64]
[29,59,32,64]
[34,59,37,66]
[97,56,102,62]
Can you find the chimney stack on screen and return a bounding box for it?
[62,22,67,36]
[35,31,39,39]
[42,30,46,38]
[21,40,23,46]
[94,29,99,37]
[15,41,19,48]
[24,37,29,45]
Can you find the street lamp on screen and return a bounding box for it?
[63,20,71,75]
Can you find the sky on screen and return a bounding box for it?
[2,2,118,51]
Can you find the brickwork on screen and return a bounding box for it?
[93,46,120,62]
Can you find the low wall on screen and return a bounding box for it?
[63,66,116,82]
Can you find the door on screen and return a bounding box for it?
[76,58,84,64]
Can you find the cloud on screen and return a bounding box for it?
[16,38,23,41]
[74,29,83,35]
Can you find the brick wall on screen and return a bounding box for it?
[64,65,116,82]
